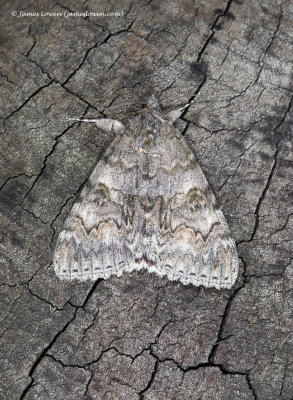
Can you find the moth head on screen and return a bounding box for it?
[147,95,161,110]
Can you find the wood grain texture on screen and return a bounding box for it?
[0,0,292,399]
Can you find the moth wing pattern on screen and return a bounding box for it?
[53,104,239,289]
[53,133,131,281]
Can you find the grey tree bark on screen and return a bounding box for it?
[0,0,292,399]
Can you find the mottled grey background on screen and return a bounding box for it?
[0,0,292,399]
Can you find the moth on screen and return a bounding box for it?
[53,96,238,289]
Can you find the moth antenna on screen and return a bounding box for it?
[106,101,146,109]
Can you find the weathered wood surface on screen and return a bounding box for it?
[0,0,292,399]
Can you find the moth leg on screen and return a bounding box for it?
[66,118,125,134]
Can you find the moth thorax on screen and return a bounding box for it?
[141,133,155,149]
